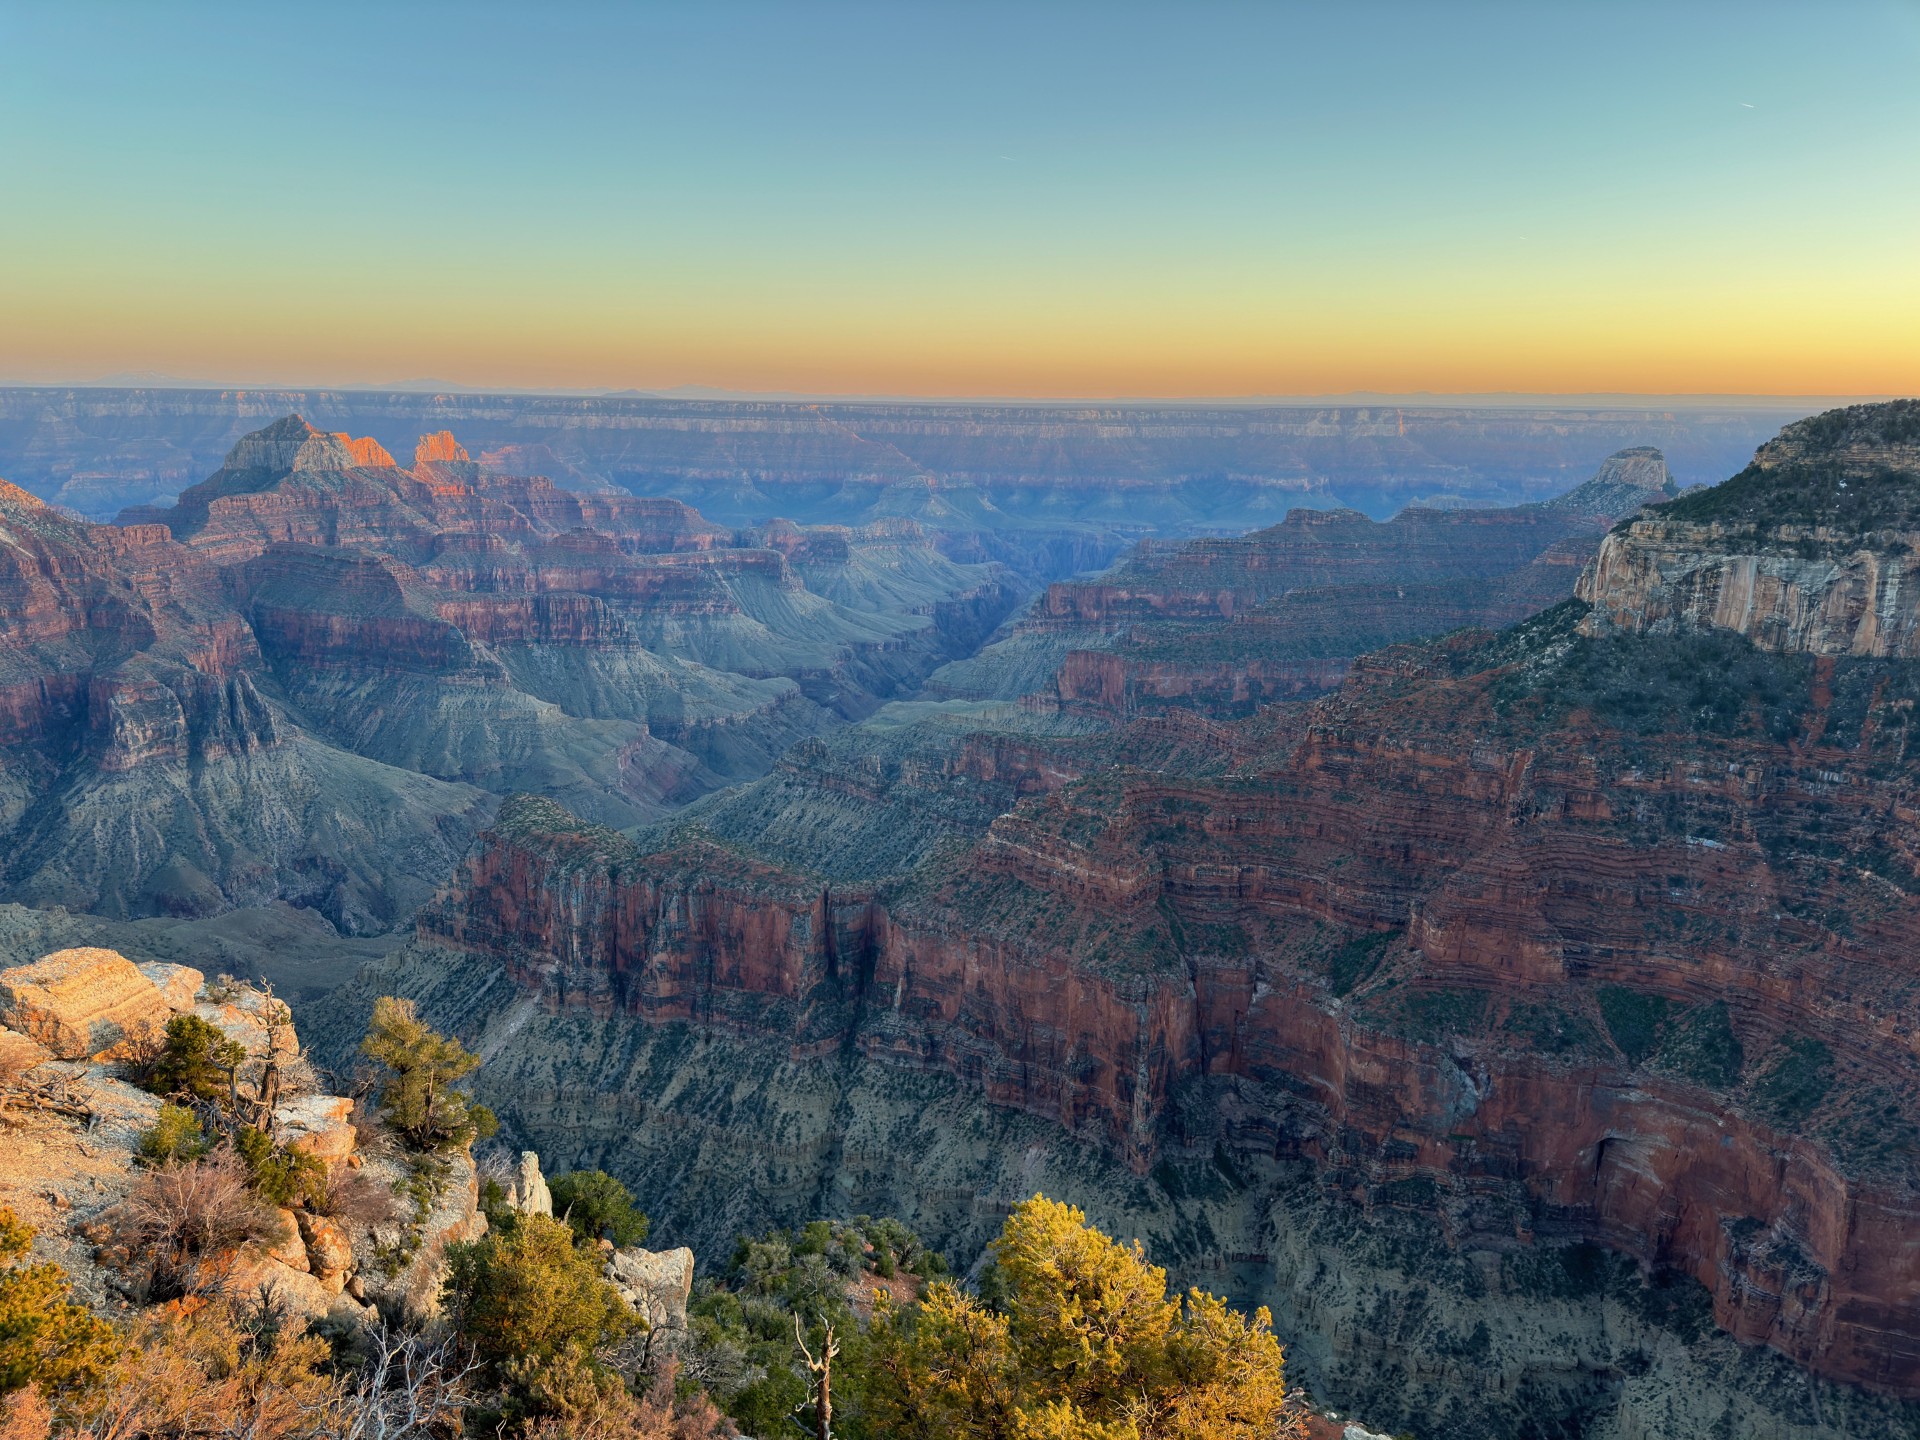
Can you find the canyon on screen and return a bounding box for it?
[302,404,1920,1439]
[6,394,1918,1437]
[0,414,1068,948]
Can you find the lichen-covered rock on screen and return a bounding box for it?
[0,948,171,1059]
[135,962,204,1013]
[357,1151,486,1327]
[195,990,298,1063]
[605,1245,694,1333]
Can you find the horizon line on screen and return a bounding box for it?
[0,378,1902,412]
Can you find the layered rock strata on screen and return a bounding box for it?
[934,448,1676,717]
[411,409,1920,1403]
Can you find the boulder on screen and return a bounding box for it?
[261,1209,311,1273]
[606,1245,694,1332]
[275,1094,356,1162]
[223,1251,335,1322]
[0,949,171,1060]
[135,962,204,1013]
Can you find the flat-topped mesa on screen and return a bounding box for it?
[1578,400,1920,655]
[414,430,471,466]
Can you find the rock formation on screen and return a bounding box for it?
[0,948,174,1060]
[1580,401,1920,656]
[369,405,1920,1428]
[508,1149,553,1216]
[0,946,494,1333]
[605,1245,694,1334]
[0,412,1075,937]
[932,447,1678,718]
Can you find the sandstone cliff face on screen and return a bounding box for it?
[1577,518,1920,655]
[1579,402,1920,657]
[425,613,1920,1397]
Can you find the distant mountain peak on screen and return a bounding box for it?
[218,414,389,475]
[338,434,396,467]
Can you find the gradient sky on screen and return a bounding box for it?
[2,0,1917,398]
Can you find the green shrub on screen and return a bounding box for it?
[1656,1001,1745,1091]
[149,1015,245,1104]
[137,1105,210,1166]
[1597,986,1673,1065]
[0,1208,118,1397]
[547,1169,648,1249]
[1751,1036,1835,1127]
[231,1127,327,1209]
[443,1213,634,1391]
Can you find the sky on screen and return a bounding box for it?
[1,0,1917,400]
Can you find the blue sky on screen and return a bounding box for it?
[1,0,1916,396]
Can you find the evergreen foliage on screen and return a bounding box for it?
[0,1209,118,1399]
[148,1015,245,1104]
[361,996,497,1152]
[549,1170,650,1249]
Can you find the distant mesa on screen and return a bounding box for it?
[415,430,471,466]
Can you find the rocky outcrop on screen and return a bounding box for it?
[606,1245,693,1334]
[0,961,386,1330]
[508,1149,553,1216]
[413,430,470,466]
[136,962,204,1012]
[0,948,173,1059]
[358,1149,486,1327]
